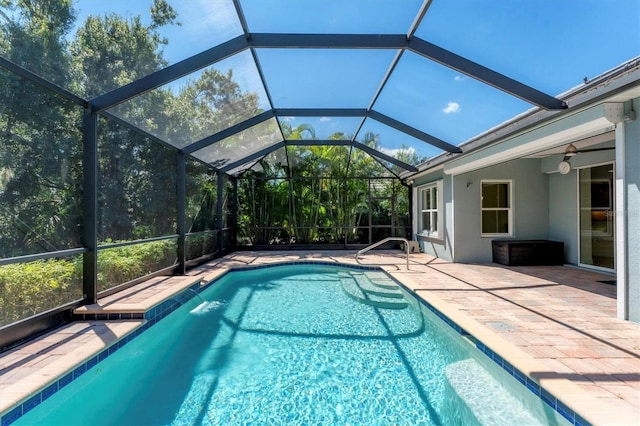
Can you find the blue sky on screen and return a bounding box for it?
[74,0,640,161]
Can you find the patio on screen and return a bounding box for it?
[1,250,638,425]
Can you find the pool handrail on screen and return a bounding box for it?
[355,237,410,269]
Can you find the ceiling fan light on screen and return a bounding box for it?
[565,143,578,157]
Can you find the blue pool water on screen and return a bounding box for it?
[14,264,570,425]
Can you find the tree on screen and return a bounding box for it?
[0,0,82,257]
[0,0,76,85]
[69,2,181,242]
[70,0,177,98]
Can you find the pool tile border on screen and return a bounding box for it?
[2,261,589,426]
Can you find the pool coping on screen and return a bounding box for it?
[1,260,597,425]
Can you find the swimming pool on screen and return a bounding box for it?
[12,263,570,425]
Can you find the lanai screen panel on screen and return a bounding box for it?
[224,147,290,177]
[373,51,531,148]
[191,118,283,169]
[356,118,439,164]
[279,117,363,140]
[417,0,640,95]
[347,152,396,179]
[241,0,423,34]
[226,162,262,177]
[0,0,244,99]
[0,70,84,258]
[367,153,413,178]
[245,148,289,177]
[105,50,270,149]
[97,116,177,243]
[287,144,352,178]
[257,49,398,108]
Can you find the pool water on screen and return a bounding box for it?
[15,264,569,425]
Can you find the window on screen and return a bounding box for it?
[416,181,442,238]
[481,181,512,236]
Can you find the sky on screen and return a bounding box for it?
[73,0,640,162]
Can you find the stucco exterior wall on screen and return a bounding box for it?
[547,171,579,263]
[452,158,550,263]
[412,171,453,261]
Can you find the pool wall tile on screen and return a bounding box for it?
[41,383,58,400]
[525,377,541,396]
[1,406,21,426]
[86,356,98,369]
[58,372,73,387]
[541,388,557,409]
[21,394,41,415]
[557,400,576,423]
[72,363,87,379]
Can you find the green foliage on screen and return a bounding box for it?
[70,2,175,97]
[238,128,413,245]
[97,239,177,292]
[0,238,178,326]
[0,257,82,326]
[185,232,216,260]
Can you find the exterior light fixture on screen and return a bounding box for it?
[564,143,577,157]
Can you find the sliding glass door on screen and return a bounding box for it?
[579,163,615,270]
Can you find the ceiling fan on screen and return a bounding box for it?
[557,143,615,174]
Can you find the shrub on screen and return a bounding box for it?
[0,239,177,326]
[0,257,83,327]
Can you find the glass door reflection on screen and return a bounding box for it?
[579,164,615,270]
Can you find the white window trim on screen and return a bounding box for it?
[414,180,444,240]
[480,179,513,237]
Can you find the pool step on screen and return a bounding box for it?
[348,271,400,290]
[340,277,408,310]
[444,359,543,425]
[349,273,404,299]
[363,272,400,290]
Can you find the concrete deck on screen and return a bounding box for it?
[1,250,638,425]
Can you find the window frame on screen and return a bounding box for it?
[480,180,513,237]
[415,180,443,239]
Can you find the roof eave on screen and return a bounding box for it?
[404,56,640,181]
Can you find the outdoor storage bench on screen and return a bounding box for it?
[492,239,564,266]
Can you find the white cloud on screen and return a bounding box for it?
[319,117,331,122]
[379,146,417,157]
[189,0,240,36]
[443,102,460,114]
[280,116,295,122]
[454,75,465,81]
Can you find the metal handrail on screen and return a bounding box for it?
[355,237,410,269]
